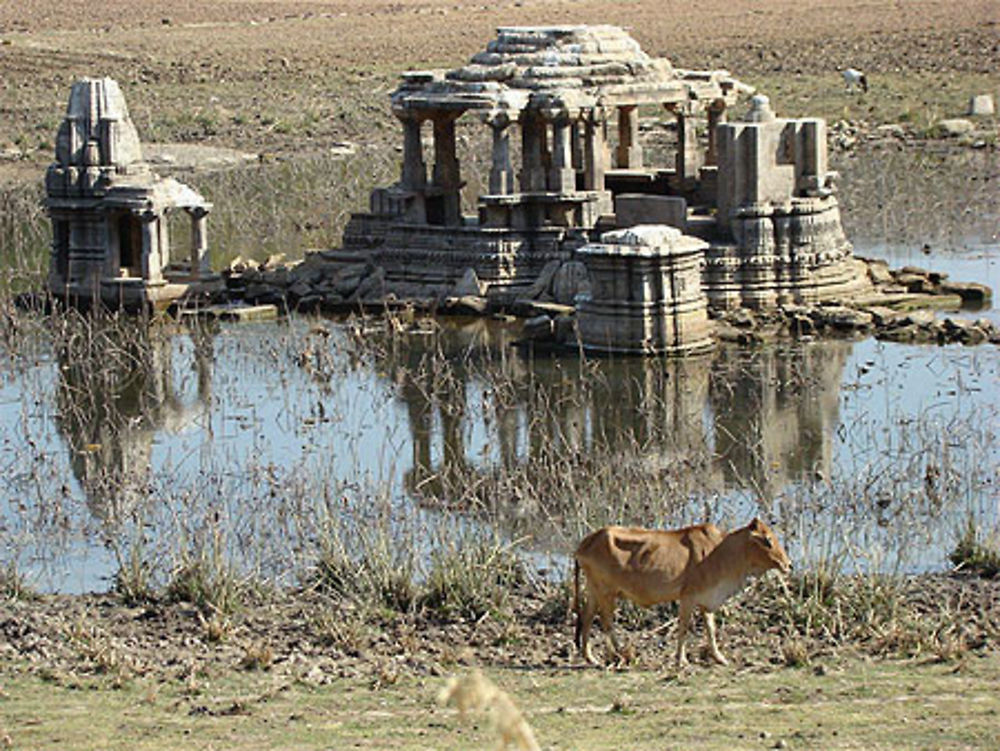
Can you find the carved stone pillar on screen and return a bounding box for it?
[399,114,427,190]
[139,210,161,283]
[519,112,547,192]
[486,112,514,195]
[432,114,462,226]
[187,205,211,279]
[675,103,703,189]
[571,121,583,171]
[582,110,607,191]
[706,102,727,166]
[616,105,642,168]
[548,115,575,193]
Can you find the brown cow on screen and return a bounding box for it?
[573,518,791,666]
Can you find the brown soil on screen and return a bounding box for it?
[0,0,996,175]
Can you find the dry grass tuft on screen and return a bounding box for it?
[438,670,541,751]
[239,642,274,671]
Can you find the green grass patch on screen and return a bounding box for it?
[3,653,999,750]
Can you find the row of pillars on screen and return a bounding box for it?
[396,101,729,224]
[130,205,210,283]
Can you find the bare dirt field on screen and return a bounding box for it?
[1,0,997,174]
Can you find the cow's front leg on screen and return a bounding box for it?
[675,599,693,668]
[703,609,728,665]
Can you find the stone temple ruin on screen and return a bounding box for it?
[335,24,873,352]
[46,77,219,311]
[44,30,992,351]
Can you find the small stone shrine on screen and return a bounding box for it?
[577,225,713,355]
[46,77,218,310]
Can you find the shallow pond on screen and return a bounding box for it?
[1,145,998,593]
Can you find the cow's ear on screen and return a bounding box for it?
[749,517,763,532]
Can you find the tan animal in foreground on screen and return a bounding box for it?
[574,518,791,666]
[438,670,541,751]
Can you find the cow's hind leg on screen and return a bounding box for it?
[596,595,622,664]
[703,609,728,665]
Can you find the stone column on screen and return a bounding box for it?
[616,105,642,168]
[139,210,161,283]
[399,113,427,190]
[486,112,514,195]
[706,102,727,166]
[432,113,462,226]
[548,115,575,193]
[187,205,210,279]
[675,104,703,189]
[571,121,583,170]
[582,110,607,191]
[519,112,547,192]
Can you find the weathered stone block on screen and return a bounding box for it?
[967,94,995,117]
[614,194,687,230]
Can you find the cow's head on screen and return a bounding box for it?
[746,518,791,574]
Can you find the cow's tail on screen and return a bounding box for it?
[572,558,582,650]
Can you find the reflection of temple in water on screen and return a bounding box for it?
[381,320,850,506]
[708,342,850,499]
[54,320,215,518]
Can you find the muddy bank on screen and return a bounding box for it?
[3,573,999,687]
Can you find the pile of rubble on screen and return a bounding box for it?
[218,252,996,349]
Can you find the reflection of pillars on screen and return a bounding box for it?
[616,105,642,168]
[400,114,427,190]
[190,323,214,408]
[487,114,514,195]
[497,406,519,473]
[139,210,161,283]
[676,105,703,188]
[440,401,466,482]
[706,103,726,166]
[582,111,607,191]
[187,206,210,279]
[548,116,575,193]
[520,113,547,192]
[405,383,435,487]
[432,114,462,226]
[148,329,172,406]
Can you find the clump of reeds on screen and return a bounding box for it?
[0,180,49,298]
[950,516,1000,579]
[421,534,526,622]
[0,562,37,602]
[438,670,541,751]
[307,510,419,614]
[165,526,246,617]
